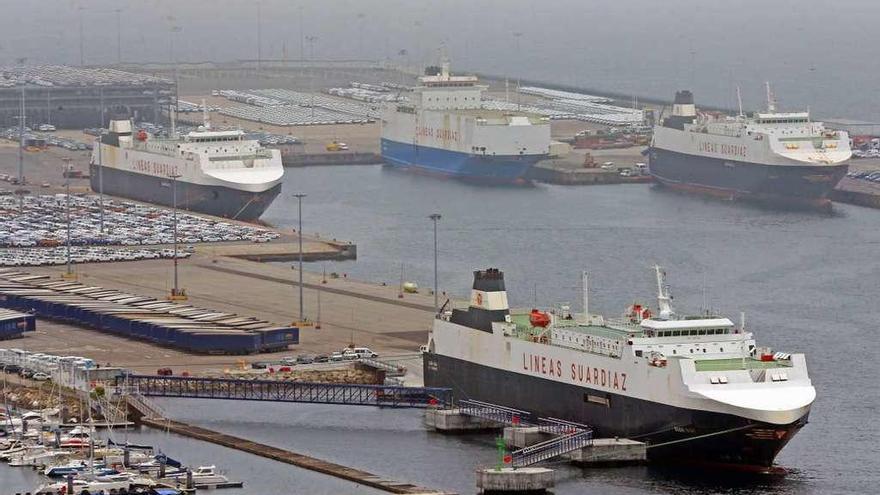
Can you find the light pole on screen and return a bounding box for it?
[256,2,262,71]
[169,173,184,299]
[293,193,307,323]
[16,86,24,210]
[78,7,86,66]
[429,213,441,312]
[305,36,318,118]
[96,132,104,233]
[115,8,122,64]
[63,159,73,279]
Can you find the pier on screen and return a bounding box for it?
[139,417,452,494]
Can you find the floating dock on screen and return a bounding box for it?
[0,269,298,354]
[139,417,452,494]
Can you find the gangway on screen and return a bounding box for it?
[456,399,594,467]
[116,374,452,409]
[458,399,535,426]
[511,428,593,467]
[358,357,406,377]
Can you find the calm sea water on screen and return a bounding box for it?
[4,165,879,494]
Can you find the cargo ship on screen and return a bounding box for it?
[424,267,815,470]
[648,88,851,208]
[380,61,551,183]
[90,119,284,220]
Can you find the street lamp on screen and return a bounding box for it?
[429,213,441,312]
[96,132,104,233]
[168,173,186,300]
[293,193,307,323]
[62,158,75,280]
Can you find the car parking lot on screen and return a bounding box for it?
[1,126,93,152]
[0,194,281,248]
[0,245,190,267]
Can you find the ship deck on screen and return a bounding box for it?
[510,313,637,340]
[693,357,793,372]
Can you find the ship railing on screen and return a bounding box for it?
[511,428,593,467]
[536,417,591,435]
[457,399,534,426]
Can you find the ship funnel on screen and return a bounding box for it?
[672,90,696,117]
[449,268,510,332]
[108,119,132,135]
[663,90,697,130]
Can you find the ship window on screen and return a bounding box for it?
[635,350,643,357]
[698,329,706,335]
[720,347,724,352]
[672,331,681,336]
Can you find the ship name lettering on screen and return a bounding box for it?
[415,126,460,143]
[132,159,179,176]
[699,141,747,157]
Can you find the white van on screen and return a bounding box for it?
[349,347,378,358]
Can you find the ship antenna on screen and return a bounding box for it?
[765,81,776,113]
[582,271,590,325]
[740,311,747,369]
[653,264,674,319]
[202,98,211,130]
[736,85,744,118]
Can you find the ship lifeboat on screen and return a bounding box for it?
[136,129,148,141]
[529,309,551,328]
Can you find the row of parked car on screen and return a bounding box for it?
[846,169,880,182]
[249,347,380,370]
[1,348,97,382]
[0,194,281,248]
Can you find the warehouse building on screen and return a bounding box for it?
[0,65,174,129]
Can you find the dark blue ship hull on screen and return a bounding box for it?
[89,164,281,221]
[424,352,807,471]
[648,147,847,208]
[381,138,545,184]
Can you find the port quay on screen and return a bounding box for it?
[0,43,878,494]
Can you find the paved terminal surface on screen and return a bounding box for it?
[15,253,437,375]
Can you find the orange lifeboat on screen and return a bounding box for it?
[529,309,551,328]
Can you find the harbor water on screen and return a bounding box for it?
[5,164,879,493]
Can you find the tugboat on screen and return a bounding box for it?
[424,267,815,470]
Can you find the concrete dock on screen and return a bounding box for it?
[140,417,451,494]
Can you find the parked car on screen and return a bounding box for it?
[313,354,330,363]
[329,352,345,362]
[347,347,378,358]
[31,372,51,381]
[156,367,173,376]
[251,362,269,370]
[295,355,314,364]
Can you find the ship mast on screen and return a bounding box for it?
[765,81,777,113]
[653,265,674,319]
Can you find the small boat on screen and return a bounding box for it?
[163,464,230,485]
[35,477,142,495]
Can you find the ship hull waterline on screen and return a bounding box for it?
[424,352,807,471]
[381,138,545,185]
[648,147,848,209]
[89,164,282,221]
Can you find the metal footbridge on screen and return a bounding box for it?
[117,374,452,409]
[458,399,593,467]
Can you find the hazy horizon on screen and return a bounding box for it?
[2,0,879,120]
